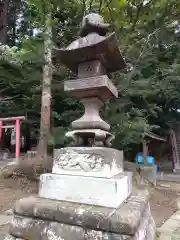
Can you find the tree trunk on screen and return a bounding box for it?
[143,140,148,165]
[0,0,9,44]
[37,13,53,160]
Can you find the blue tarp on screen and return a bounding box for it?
[135,152,155,165]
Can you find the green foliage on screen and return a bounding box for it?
[1,0,180,151]
[100,0,180,149]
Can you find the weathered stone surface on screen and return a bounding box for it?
[7,189,155,240]
[4,235,16,240]
[80,13,109,37]
[135,204,156,240]
[56,33,126,74]
[39,172,132,208]
[9,215,48,240]
[64,75,118,101]
[133,206,150,240]
[65,129,115,147]
[145,217,156,240]
[6,214,155,240]
[42,222,85,240]
[72,97,110,131]
[13,196,36,217]
[5,224,143,240]
[52,147,123,178]
[14,190,149,236]
[78,60,106,78]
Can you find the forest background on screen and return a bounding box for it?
[1,0,180,160]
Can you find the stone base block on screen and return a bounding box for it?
[5,190,155,240]
[139,165,157,186]
[53,147,123,178]
[39,172,132,208]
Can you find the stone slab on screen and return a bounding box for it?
[41,221,129,240]
[13,190,150,235]
[52,147,123,178]
[9,216,48,239]
[8,214,153,240]
[39,172,132,208]
[64,75,118,101]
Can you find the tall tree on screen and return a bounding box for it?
[37,11,53,160]
[0,0,9,44]
[29,0,54,160]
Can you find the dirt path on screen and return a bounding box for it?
[150,187,180,227]
[0,176,38,214]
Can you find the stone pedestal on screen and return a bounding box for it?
[38,147,132,208]
[5,190,155,240]
[39,172,132,208]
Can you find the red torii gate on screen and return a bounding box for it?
[0,116,25,159]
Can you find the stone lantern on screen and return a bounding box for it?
[56,13,126,148]
[39,13,132,208]
[6,13,155,240]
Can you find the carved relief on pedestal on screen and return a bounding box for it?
[54,150,105,172]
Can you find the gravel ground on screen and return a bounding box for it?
[0,176,38,214]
